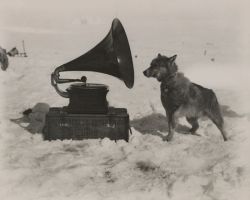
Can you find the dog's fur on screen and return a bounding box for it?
[143,54,227,141]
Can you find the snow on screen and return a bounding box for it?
[1,19,250,200]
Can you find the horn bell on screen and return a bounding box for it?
[57,18,134,88]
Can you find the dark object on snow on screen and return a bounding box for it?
[43,107,129,141]
[7,47,19,57]
[23,108,33,116]
[7,41,28,57]
[0,46,9,71]
[49,18,134,141]
[11,103,50,134]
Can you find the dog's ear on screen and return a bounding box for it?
[168,55,178,74]
[158,53,162,58]
[169,55,177,63]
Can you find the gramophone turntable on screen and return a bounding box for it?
[43,18,134,141]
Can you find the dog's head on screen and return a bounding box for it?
[143,54,178,82]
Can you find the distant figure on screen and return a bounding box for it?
[0,46,9,71]
[204,50,207,56]
[7,47,19,57]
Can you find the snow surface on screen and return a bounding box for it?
[1,19,250,200]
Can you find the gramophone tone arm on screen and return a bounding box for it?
[51,73,69,98]
[51,66,82,84]
[51,66,88,98]
[51,66,77,98]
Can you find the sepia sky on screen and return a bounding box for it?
[0,0,248,29]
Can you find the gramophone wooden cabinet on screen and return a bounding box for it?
[66,83,109,114]
[43,107,129,141]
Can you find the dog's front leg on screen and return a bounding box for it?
[164,111,176,141]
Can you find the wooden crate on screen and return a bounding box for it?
[43,107,129,141]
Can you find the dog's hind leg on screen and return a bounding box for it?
[205,107,228,141]
[186,117,199,134]
[207,114,227,141]
[207,113,227,141]
[205,93,228,141]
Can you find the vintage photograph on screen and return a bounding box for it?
[0,0,249,199]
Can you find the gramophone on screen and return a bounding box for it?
[43,18,134,141]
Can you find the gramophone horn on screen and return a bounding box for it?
[52,18,134,97]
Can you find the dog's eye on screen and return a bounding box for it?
[151,60,157,66]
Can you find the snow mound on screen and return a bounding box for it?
[1,24,250,200]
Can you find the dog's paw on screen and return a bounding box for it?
[190,131,201,137]
[163,135,173,142]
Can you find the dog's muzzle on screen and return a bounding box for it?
[143,69,150,77]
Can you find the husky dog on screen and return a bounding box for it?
[143,54,227,141]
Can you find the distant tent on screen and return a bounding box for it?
[0,46,9,71]
[7,47,19,57]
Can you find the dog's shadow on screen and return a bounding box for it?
[131,105,242,138]
[131,113,190,138]
[220,105,242,118]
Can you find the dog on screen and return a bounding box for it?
[143,54,227,141]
